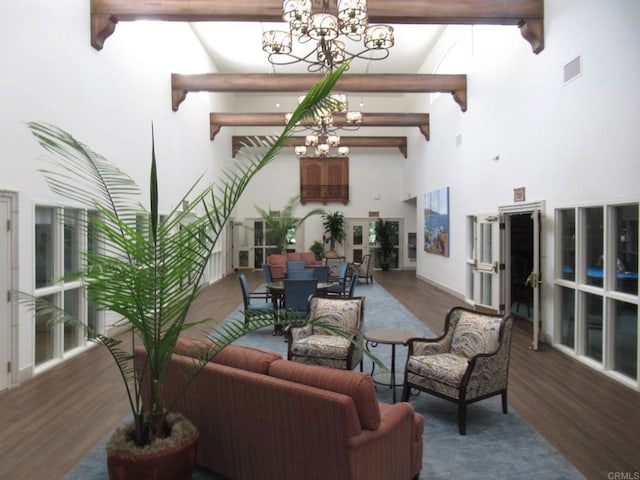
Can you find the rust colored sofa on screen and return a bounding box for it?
[267,252,321,279]
[140,338,423,480]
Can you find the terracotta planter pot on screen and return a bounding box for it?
[107,424,199,480]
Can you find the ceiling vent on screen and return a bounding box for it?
[563,55,582,84]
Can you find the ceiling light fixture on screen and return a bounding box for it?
[263,0,394,73]
[287,93,361,158]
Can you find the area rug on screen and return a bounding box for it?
[67,281,584,480]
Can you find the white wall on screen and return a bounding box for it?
[232,145,412,255]
[413,0,640,337]
[0,1,230,378]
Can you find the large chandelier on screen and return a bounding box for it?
[263,0,394,73]
[287,93,361,158]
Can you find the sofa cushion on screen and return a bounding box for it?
[299,252,318,265]
[174,337,281,374]
[269,360,381,430]
[267,254,288,267]
[287,252,304,261]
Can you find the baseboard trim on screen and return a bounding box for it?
[415,273,465,301]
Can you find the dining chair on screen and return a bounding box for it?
[346,273,359,297]
[356,254,373,284]
[310,265,330,283]
[287,268,315,280]
[262,264,274,301]
[238,273,276,326]
[283,279,318,319]
[326,262,349,296]
[286,260,306,272]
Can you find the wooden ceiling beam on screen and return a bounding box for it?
[232,136,408,159]
[91,0,544,54]
[211,112,430,141]
[174,73,466,112]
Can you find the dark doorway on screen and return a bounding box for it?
[510,213,534,321]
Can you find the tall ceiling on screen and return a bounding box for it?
[89,0,545,149]
[190,22,446,75]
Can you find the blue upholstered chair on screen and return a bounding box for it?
[310,265,330,283]
[238,273,276,326]
[326,262,349,296]
[283,279,318,317]
[262,264,273,301]
[401,306,514,435]
[262,263,273,283]
[286,295,365,370]
[287,268,315,280]
[346,273,359,297]
[286,260,306,272]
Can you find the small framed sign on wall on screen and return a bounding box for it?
[513,187,526,202]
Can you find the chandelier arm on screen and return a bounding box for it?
[347,48,392,62]
[266,45,324,67]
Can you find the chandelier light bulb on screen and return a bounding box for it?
[327,135,341,147]
[308,13,340,41]
[316,144,331,156]
[364,24,394,50]
[262,30,292,54]
[345,111,362,124]
[338,146,350,156]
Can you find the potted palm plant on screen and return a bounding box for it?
[254,195,325,253]
[22,66,347,480]
[322,210,346,258]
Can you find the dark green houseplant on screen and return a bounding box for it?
[322,210,346,257]
[375,219,397,271]
[22,67,348,477]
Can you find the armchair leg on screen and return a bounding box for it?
[401,384,410,402]
[458,402,467,435]
[501,390,509,414]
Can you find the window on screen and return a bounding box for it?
[34,206,101,370]
[35,207,54,288]
[554,203,639,386]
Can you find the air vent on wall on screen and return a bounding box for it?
[563,55,582,84]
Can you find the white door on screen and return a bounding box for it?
[344,219,375,263]
[529,209,542,350]
[471,214,501,312]
[232,220,252,270]
[0,197,11,390]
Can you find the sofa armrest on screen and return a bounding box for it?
[347,402,423,480]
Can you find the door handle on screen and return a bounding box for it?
[525,272,541,288]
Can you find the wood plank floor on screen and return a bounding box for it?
[0,270,638,479]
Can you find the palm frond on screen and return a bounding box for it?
[22,64,349,446]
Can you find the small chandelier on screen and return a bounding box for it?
[287,93,361,158]
[263,0,394,73]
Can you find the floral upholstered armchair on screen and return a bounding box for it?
[356,254,373,284]
[286,295,364,370]
[401,306,514,435]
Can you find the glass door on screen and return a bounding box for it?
[470,214,501,312]
[345,219,375,264]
